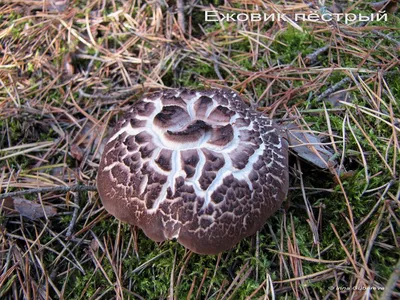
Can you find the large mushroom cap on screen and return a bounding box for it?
[97,89,289,254]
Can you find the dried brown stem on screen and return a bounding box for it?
[0,185,97,200]
[177,0,186,34]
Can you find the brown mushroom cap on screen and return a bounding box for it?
[97,89,289,254]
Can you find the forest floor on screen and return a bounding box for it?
[0,0,399,299]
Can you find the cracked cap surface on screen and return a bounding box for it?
[97,88,289,254]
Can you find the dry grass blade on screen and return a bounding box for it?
[0,141,55,161]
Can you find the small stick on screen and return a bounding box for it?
[212,50,224,82]
[66,191,80,239]
[316,70,397,102]
[0,185,97,200]
[305,45,330,65]
[381,257,400,300]
[177,0,185,34]
[372,30,400,48]
[255,231,259,282]
[316,76,360,102]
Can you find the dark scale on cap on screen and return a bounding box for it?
[130,118,146,129]
[181,149,199,167]
[144,185,162,209]
[202,149,225,172]
[134,131,152,144]
[235,117,251,127]
[181,150,199,178]
[208,125,234,147]
[194,96,213,118]
[138,143,156,159]
[199,169,217,190]
[199,217,213,229]
[111,164,129,186]
[125,136,138,152]
[213,90,229,106]
[166,120,212,143]
[208,105,235,123]
[161,95,187,108]
[135,101,155,116]
[183,166,195,178]
[97,88,289,255]
[179,89,197,101]
[124,152,141,173]
[154,105,190,128]
[155,149,173,171]
[212,192,224,204]
[240,129,260,145]
[104,146,120,165]
[265,133,280,145]
[229,148,250,169]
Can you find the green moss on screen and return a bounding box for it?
[270,26,325,64]
[162,58,218,87]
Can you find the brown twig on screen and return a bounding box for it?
[316,70,397,102]
[372,30,400,48]
[381,257,400,300]
[177,0,185,34]
[305,45,330,65]
[0,185,97,200]
[66,191,80,239]
[316,74,368,102]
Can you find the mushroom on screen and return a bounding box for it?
[97,89,289,254]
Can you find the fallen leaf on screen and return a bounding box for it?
[326,90,352,107]
[1,197,15,214]
[90,239,99,252]
[21,0,69,14]
[285,124,336,169]
[62,53,75,77]
[334,170,355,184]
[13,197,57,220]
[370,0,398,14]
[47,0,69,12]
[328,3,344,14]
[70,144,84,161]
